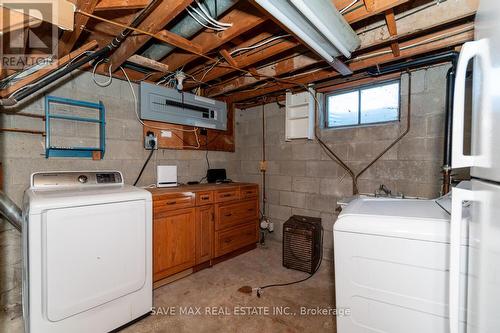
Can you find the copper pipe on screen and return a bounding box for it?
[355,71,412,184]
[261,103,267,215]
[312,89,359,194]
[442,167,451,195]
[15,112,45,120]
[0,128,45,135]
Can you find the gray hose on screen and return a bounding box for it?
[0,190,23,232]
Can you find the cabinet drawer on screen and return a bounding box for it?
[196,191,214,206]
[154,193,195,214]
[215,222,257,257]
[215,188,240,202]
[216,200,258,230]
[240,185,258,199]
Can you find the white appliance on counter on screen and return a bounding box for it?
[156,165,177,188]
[449,0,500,331]
[23,171,152,333]
[334,196,469,333]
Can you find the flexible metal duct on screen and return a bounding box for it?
[141,0,237,61]
[0,190,22,232]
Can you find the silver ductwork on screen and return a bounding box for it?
[0,190,23,232]
[141,0,238,61]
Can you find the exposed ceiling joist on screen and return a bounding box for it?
[342,0,410,23]
[58,0,100,57]
[229,22,474,103]
[94,0,149,11]
[209,7,477,98]
[183,0,412,90]
[182,38,299,89]
[108,0,194,71]
[207,52,319,97]
[127,54,169,73]
[160,5,266,71]
[385,9,400,56]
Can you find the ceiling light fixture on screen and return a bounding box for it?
[253,0,361,75]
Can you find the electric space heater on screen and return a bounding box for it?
[283,215,323,274]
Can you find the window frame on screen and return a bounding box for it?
[324,79,401,129]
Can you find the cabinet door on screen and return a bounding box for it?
[153,208,195,281]
[195,205,214,264]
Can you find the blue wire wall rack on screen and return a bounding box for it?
[45,96,106,159]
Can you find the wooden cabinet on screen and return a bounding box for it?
[153,208,196,282]
[215,199,258,230]
[195,205,213,264]
[215,222,258,257]
[148,183,258,284]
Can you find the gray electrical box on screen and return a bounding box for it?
[139,82,227,130]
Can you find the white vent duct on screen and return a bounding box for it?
[253,0,361,75]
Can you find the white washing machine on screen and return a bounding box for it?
[334,196,469,333]
[22,171,152,333]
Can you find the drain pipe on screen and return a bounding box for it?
[0,0,161,108]
[355,71,412,185]
[366,51,459,194]
[0,191,22,232]
[442,65,457,194]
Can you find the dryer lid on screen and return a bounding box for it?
[334,198,467,244]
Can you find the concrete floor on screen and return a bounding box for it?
[123,240,336,333]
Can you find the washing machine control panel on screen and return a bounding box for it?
[31,171,123,188]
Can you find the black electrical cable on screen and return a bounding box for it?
[256,226,324,298]
[134,139,156,186]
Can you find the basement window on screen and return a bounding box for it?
[325,80,400,128]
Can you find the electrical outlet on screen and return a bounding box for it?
[259,161,268,172]
[144,134,157,150]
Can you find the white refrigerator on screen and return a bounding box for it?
[450,0,500,332]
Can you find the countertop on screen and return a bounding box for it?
[145,182,258,195]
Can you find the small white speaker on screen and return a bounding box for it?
[156,165,177,188]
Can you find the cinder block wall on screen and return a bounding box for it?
[0,71,237,331]
[234,65,451,259]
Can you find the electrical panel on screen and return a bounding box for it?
[140,82,227,130]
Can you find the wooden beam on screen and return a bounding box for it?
[342,0,410,24]
[94,0,149,11]
[108,0,193,71]
[0,40,99,97]
[156,29,203,54]
[228,24,474,103]
[214,12,475,98]
[384,9,400,57]
[363,0,375,12]
[160,5,266,71]
[1,0,75,31]
[207,52,320,97]
[219,49,239,67]
[316,72,401,93]
[182,38,298,89]
[58,0,99,57]
[182,0,408,89]
[127,54,169,73]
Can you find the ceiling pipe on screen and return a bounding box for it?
[0,0,162,108]
[141,0,238,61]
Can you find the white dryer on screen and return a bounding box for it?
[334,196,468,333]
[23,171,152,333]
